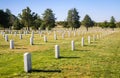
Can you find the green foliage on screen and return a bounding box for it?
[109,16,116,30]
[62,21,69,28]
[19,7,32,30]
[0,9,9,29]
[57,21,69,28]
[19,7,42,30]
[32,15,42,30]
[1,8,119,30]
[13,19,23,30]
[98,16,116,29]
[67,8,80,29]
[6,9,17,29]
[82,14,94,31]
[42,8,56,30]
[102,21,109,28]
[116,22,120,28]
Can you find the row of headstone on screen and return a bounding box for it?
[23,45,59,73]
[2,29,115,50]
[9,34,98,49]
[23,36,94,72]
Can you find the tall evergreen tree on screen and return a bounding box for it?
[0,9,9,30]
[32,15,42,30]
[42,8,56,30]
[6,9,17,29]
[102,21,109,28]
[109,16,116,30]
[67,8,80,29]
[19,7,33,30]
[82,14,94,31]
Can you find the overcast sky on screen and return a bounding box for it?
[0,0,120,22]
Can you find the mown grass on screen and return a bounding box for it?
[0,28,120,78]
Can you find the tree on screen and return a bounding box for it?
[19,7,33,30]
[116,22,120,28]
[109,16,116,30]
[62,21,68,28]
[56,21,68,28]
[6,9,17,29]
[67,8,80,29]
[102,21,109,28]
[42,8,56,30]
[0,9,9,30]
[82,14,94,31]
[32,15,42,30]
[13,18,23,30]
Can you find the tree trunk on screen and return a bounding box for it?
[4,28,5,32]
[112,28,114,31]
[86,27,88,31]
[27,26,30,31]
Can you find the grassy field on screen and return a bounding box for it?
[0,28,120,78]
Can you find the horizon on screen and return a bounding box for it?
[0,0,120,22]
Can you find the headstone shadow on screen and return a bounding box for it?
[59,56,80,59]
[31,69,61,73]
[75,49,90,52]
[15,47,27,49]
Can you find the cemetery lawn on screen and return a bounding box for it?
[0,29,120,78]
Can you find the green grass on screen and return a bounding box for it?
[0,28,120,78]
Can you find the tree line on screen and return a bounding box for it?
[0,7,120,31]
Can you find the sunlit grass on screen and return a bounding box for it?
[0,27,120,78]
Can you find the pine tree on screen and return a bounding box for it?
[19,7,33,30]
[0,9,9,30]
[67,8,80,29]
[82,14,94,31]
[109,16,116,30]
[42,8,56,30]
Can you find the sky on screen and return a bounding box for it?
[0,0,120,22]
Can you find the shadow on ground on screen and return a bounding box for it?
[75,49,91,52]
[59,56,80,59]
[31,69,61,73]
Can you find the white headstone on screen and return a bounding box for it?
[97,35,99,40]
[62,33,64,39]
[31,31,34,38]
[30,37,33,45]
[78,31,80,36]
[88,36,91,44]
[2,32,5,38]
[11,32,13,34]
[93,35,96,41]
[74,31,76,37]
[24,31,26,35]
[68,31,70,37]
[54,34,57,40]
[5,35,8,42]
[71,40,75,51]
[81,37,84,47]
[44,35,47,42]
[24,52,32,72]
[10,40,14,49]
[55,45,60,58]
[14,32,17,36]
[100,34,102,39]
[20,34,22,39]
